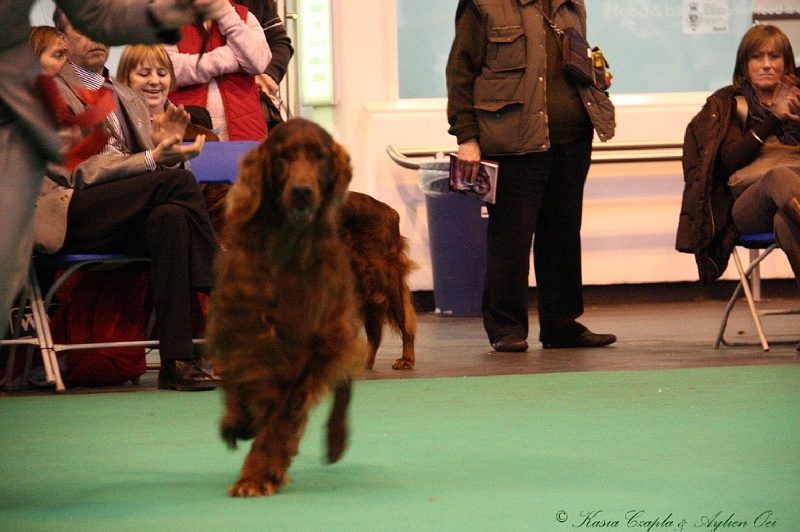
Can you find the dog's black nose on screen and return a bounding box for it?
[291,186,313,205]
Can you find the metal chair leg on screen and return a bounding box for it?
[26,265,65,392]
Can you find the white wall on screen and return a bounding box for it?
[319,1,792,290]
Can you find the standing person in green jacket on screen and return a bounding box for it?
[446,0,617,352]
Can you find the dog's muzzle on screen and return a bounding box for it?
[288,185,315,224]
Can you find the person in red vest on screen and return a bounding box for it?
[165,0,270,141]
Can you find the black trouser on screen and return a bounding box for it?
[61,169,219,361]
[482,139,592,344]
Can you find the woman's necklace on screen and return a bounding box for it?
[756,90,775,110]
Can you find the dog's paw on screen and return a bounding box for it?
[220,424,255,449]
[391,357,414,370]
[228,476,287,497]
[326,423,348,464]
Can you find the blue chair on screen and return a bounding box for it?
[188,140,259,183]
[715,232,800,350]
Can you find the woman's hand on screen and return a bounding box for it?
[255,74,280,97]
[151,133,206,166]
[151,104,191,146]
[770,76,800,123]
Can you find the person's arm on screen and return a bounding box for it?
[218,10,271,75]
[55,0,230,45]
[718,101,778,174]
[719,80,800,174]
[68,134,204,188]
[446,4,484,148]
[165,41,238,84]
[167,10,270,85]
[261,0,293,85]
[235,0,294,86]
[446,4,485,183]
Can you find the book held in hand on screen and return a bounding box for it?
[448,153,498,204]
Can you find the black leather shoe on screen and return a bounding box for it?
[542,330,617,349]
[491,335,529,352]
[158,359,222,391]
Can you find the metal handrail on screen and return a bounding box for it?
[387,140,684,169]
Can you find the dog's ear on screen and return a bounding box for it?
[330,140,353,200]
[225,144,265,226]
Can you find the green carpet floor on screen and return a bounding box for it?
[1,365,798,531]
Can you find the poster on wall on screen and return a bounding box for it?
[297,0,335,107]
[682,0,730,35]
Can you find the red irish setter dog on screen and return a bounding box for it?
[206,118,415,497]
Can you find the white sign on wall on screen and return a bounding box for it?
[683,0,731,35]
[297,0,335,106]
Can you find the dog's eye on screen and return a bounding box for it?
[315,152,329,162]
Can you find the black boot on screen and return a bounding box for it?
[158,358,222,391]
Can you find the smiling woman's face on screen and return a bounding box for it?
[127,60,171,116]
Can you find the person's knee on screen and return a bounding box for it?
[147,204,190,234]
[763,166,800,195]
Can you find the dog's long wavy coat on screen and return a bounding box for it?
[206,119,369,497]
[339,191,416,370]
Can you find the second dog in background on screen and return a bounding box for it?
[340,191,416,371]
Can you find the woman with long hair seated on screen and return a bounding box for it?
[678,24,800,350]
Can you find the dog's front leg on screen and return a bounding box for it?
[220,386,255,449]
[326,379,352,463]
[228,389,310,497]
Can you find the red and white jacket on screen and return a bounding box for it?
[167,3,270,141]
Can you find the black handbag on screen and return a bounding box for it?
[561,27,594,86]
[260,91,287,130]
[537,7,610,90]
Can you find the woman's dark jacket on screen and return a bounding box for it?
[676,85,739,285]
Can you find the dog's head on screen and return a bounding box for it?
[227,118,352,228]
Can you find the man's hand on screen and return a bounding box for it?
[192,0,235,21]
[147,0,233,27]
[151,133,205,166]
[147,0,199,28]
[456,139,481,185]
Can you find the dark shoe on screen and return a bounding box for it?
[491,335,529,352]
[158,359,222,391]
[542,330,617,349]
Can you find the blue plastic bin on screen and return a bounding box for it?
[421,161,489,316]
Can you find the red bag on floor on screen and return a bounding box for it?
[50,268,150,387]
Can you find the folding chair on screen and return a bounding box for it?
[714,232,800,350]
[1,254,157,392]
